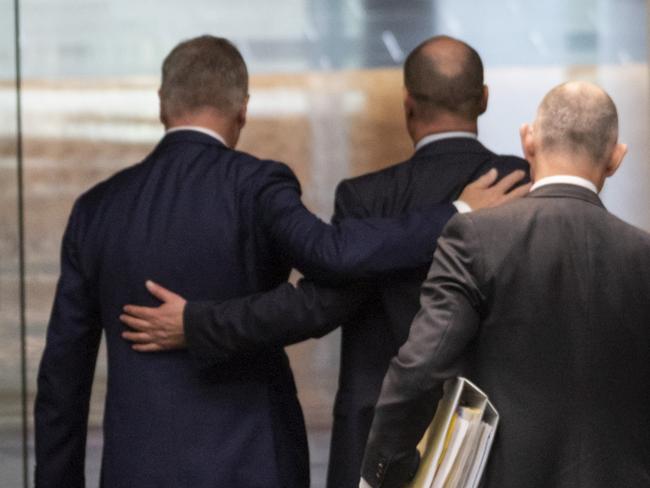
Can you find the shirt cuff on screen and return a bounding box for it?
[359,478,373,488]
[452,199,472,214]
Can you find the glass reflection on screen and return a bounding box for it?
[14,1,649,487]
[0,0,24,486]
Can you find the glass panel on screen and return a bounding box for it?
[19,1,649,488]
[0,0,24,486]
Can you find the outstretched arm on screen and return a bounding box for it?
[258,163,528,283]
[185,279,368,365]
[120,168,527,358]
[120,279,369,366]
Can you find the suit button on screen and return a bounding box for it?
[377,461,385,480]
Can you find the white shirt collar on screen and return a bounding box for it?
[166,126,228,146]
[414,131,478,152]
[530,175,598,194]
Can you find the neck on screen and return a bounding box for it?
[533,154,605,191]
[164,109,238,148]
[409,116,478,146]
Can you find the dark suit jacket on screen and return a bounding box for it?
[362,184,650,488]
[182,137,528,487]
[34,129,461,488]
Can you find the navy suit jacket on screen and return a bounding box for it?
[34,130,457,487]
[180,137,529,487]
[327,139,527,488]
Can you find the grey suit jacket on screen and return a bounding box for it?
[362,183,650,488]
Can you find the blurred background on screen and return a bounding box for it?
[1,0,648,486]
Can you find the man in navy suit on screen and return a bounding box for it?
[34,36,526,487]
[118,36,530,487]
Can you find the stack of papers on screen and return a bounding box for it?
[407,377,498,488]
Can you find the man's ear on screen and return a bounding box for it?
[604,142,627,177]
[158,89,167,127]
[237,95,249,129]
[519,123,536,164]
[403,88,416,120]
[478,85,489,115]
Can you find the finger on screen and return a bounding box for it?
[122,304,157,319]
[122,331,153,344]
[492,169,526,192]
[499,182,532,203]
[469,168,498,189]
[119,314,152,331]
[132,343,164,353]
[146,280,182,303]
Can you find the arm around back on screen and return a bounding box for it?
[184,279,370,366]
[256,161,457,283]
[183,174,377,366]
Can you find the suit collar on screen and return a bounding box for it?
[413,136,489,158]
[414,131,477,152]
[166,126,228,145]
[530,175,598,194]
[158,128,228,149]
[528,183,605,209]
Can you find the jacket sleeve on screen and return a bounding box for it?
[184,279,370,366]
[183,178,374,367]
[360,213,484,487]
[34,201,102,488]
[256,161,457,283]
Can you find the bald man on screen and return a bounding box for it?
[120,36,529,487]
[360,81,650,488]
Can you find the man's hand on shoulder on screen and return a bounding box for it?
[458,168,531,211]
[120,280,187,352]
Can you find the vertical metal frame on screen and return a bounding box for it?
[13,0,28,484]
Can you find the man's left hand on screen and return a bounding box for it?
[120,280,187,352]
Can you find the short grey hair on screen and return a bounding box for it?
[537,82,618,164]
[160,35,248,120]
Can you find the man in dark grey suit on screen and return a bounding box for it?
[119,36,529,487]
[360,81,650,488]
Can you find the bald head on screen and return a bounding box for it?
[404,36,485,122]
[536,81,619,165]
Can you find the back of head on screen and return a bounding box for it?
[536,81,619,165]
[160,35,248,123]
[404,36,484,122]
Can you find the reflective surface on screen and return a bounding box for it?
[15,0,648,75]
[0,0,24,486]
[2,1,649,487]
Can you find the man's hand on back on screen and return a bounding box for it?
[118,169,529,352]
[459,168,531,211]
[120,280,187,352]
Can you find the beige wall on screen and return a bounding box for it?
[8,58,649,431]
[15,69,414,428]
